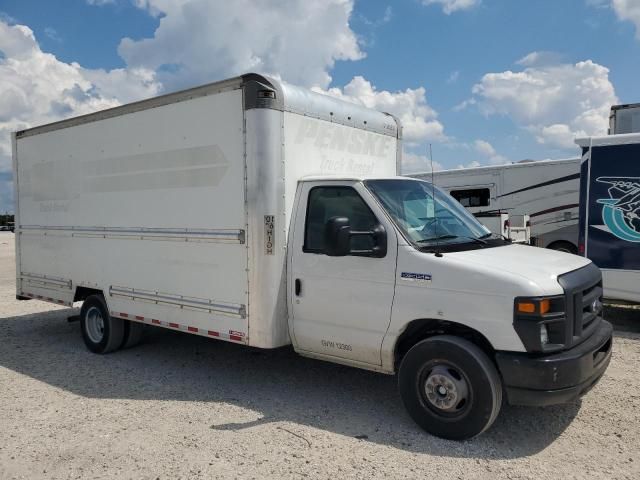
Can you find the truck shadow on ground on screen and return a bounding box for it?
[0,308,585,459]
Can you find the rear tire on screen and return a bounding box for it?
[121,320,145,349]
[398,335,502,440]
[548,241,578,255]
[80,295,124,354]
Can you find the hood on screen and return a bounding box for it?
[447,243,592,291]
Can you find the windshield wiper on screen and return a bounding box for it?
[480,231,511,242]
[417,234,488,245]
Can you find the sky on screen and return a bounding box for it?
[1,0,639,213]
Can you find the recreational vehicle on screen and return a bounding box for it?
[412,158,581,253]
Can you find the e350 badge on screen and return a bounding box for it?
[400,272,432,283]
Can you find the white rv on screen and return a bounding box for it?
[412,158,581,253]
[13,74,612,440]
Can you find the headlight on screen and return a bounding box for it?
[513,295,566,353]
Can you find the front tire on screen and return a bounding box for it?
[80,295,124,354]
[398,335,502,440]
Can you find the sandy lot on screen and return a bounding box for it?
[0,231,639,479]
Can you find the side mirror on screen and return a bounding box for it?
[324,216,351,256]
[324,216,388,258]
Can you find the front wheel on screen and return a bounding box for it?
[398,335,502,440]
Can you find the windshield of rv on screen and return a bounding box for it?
[365,179,492,247]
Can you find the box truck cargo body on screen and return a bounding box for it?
[13,74,612,440]
[12,74,399,350]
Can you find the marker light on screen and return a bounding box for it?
[517,299,551,315]
[539,299,550,314]
[517,302,536,313]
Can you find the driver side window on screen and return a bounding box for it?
[304,186,378,254]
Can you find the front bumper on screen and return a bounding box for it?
[495,319,613,407]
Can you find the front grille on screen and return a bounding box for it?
[557,263,603,349]
[579,283,603,333]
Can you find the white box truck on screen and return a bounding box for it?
[576,133,640,303]
[12,74,612,440]
[411,158,580,253]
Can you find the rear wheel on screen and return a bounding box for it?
[121,320,145,349]
[80,295,124,354]
[548,241,578,255]
[398,335,502,440]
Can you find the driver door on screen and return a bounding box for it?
[289,181,398,366]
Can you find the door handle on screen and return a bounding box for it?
[295,278,302,296]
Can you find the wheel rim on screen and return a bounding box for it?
[420,362,471,417]
[85,306,105,344]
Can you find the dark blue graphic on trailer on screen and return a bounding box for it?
[581,143,640,270]
[596,177,640,242]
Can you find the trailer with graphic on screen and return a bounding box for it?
[576,133,640,303]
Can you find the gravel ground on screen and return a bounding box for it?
[0,231,639,480]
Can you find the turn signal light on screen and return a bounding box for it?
[517,299,551,314]
[539,299,550,314]
[517,302,536,313]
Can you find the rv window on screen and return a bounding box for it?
[450,188,490,207]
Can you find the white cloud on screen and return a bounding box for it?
[359,5,393,27]
[473,139,508,164]
[611,0,640,38]
[588,0,640,38]
[453,97,476,111]
[516,51,563,67]
[382,5,393,23]
[44,27,61,42]
[86,0,116,5]
[421,0,480,15]
[401,151,444,174]
[470,56,618,150]
[447,70,460,84]
[119,0,365,90]
[533,124,578,149]
[0,20,161,212]
[456,160,481,169]
[318,76,447,144]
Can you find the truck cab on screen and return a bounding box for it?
[288,176,612,439]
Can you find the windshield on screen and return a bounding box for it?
[364,179,492,246]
